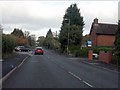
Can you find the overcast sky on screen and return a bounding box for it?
[0,1,118,39]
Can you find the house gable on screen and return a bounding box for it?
[89,18,118,47]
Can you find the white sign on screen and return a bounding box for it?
[87,40,92,47]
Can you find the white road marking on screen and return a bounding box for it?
[68,72,82,80]
[43,51,94,88]
[83,81,93,87]
[68,72,93,87]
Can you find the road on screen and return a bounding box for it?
[2,48,118,88]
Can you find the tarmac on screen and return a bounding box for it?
[1,50,119,86]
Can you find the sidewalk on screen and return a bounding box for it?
[2,52,29,77]
[78,57,120,73]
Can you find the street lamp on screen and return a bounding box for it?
[64,18,70,54]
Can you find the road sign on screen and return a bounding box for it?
[87,40,92,47]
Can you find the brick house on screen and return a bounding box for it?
[89,18,118,47]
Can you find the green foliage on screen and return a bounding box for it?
[2,34,16,54]
[69,45,88,57]
[44,29,60,49]
[93,46,114,54]
[0,25,2,59]
[59,3,84,52]
[64,3,84,26]
[28,35,36,47]
[37,36,45,46]
[44,29,54,49]
[11,28,24,38]
[69,25,83,45]
[111,55,120,65]
[59,25,68,46]
[113,20,120,65]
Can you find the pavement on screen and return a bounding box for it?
[51,49,120,73]
[78,58,120,73]
[2,52,30,78]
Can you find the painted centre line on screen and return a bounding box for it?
[68,71,93,88]
[68,72,82,80]
[83,81,93,88]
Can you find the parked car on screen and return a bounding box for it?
[15,46,31,52]
[34,47,44,55]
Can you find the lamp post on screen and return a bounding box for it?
[64,18,70,54]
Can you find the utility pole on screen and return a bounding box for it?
[64,18,70,54]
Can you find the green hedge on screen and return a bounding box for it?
[111,55,120,65]
[93,46,114,54]
[2,34,16,54]
[69,45,88,57]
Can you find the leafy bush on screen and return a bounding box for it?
[93,46,114,54]
[111,55,120,65]
[2,34,16,54]
[69,45,88,57]
[74,48,88,57]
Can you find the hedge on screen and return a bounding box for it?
[2,34,16,54]
[92,46,114,54]
[69,45,88,57]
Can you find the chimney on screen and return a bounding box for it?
[94,18,98,24]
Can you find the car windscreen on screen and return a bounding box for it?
[36,48,42,50]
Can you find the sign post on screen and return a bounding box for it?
[87,40,93,60]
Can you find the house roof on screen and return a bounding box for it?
[96,23,118,35]
[90,23,118,35]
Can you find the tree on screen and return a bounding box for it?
[44,29,54,49]
[59,3,84,52]
[28,35,36,47]
[2,34,16,54]
[11,28,24,38]
[11,28,29,46]
[24,31,30,38]
[37,36,45,46]
[63,4,84,26]
[11,34,29,46]
[0,25,3,58]
[114,20,120,65]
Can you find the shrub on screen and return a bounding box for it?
[111,55,120,65]
[69,45,88,57]
[2,34,16,54]
[93,46,114,54]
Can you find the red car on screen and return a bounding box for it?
[34,47,44,55]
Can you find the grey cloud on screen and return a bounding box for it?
[2,14,62,31]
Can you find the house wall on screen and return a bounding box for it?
[91,29,97,46]
[96,35,115,46]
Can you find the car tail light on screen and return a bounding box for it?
[36,50,42,53]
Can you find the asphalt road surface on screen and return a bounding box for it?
[2,48,118,88]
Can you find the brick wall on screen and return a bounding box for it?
[97,35,115,46]
[91,29,97,46]
[99,51,113,63]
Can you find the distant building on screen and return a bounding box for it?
[31,34,36,41]
[81,34,90,48]
[89,18,118,47]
